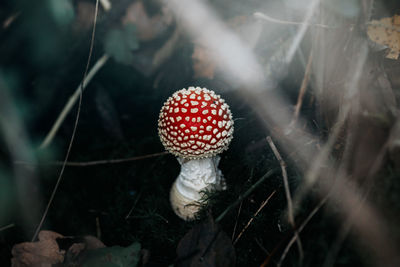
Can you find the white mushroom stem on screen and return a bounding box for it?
[170,156,226,220]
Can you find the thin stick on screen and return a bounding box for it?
[277,195,328,267]
[15,151,168,167]
[32,0,101,241]
[125,190,143,219]
[290,50,313,126]
[233,190,276,245]
[96,217,101,240]
[231,201,243,241]
[0,223,15,232]
[215,169,276,223]
[254,12,333,29]
[266,136,304,262]
[39,53,109,149]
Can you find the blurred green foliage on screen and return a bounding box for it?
[104,24,139,65]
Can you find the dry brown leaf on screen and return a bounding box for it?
[367,15,400,59]
[11,230,64,267]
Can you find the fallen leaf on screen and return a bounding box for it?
[175,214,236,267]
[367,15,400,59]
[11,230,65,267]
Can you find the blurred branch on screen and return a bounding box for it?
[267,136,304,263]
[99,0,111,11]
[0,223,15,232]
[39,53,109,149]
[254,12,333,29]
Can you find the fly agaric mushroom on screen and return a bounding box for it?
[158,86,234,220]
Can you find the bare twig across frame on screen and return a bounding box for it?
[266,136,304,263]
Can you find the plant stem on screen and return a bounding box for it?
[39,53,109,149]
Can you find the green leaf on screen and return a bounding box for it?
[81,242,141,267]
[104,24,139,65]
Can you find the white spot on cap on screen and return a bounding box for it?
[180,124,185,128]
[191,108,199,113]
[210,138,217,144]
[174,108,179,113]
[185,116,190,121]
[213,128,218,134]
[206,126,212,131]
[211,109,217,115]
[202,109,208,115]
[191,126,197,131]
[181,108,187,113]
[177,116,182,122]
[191,101,199,105]
[190,94,196,99]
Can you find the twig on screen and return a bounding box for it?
[32,0,101,242]
[233,190,276,245]
[290,50,313,127]
[266,136,304,262]
[0,223,15,232]
[39,53,109,149]
[96,217,101,240]
[254,11,333,29]
[125,190,143,219]
[254,238,270,255]
[15,151,169,167]
[278,195,328,267]
[231,201,243,241]
[215,169,276,223]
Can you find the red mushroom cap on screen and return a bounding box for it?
[158,87,234,159]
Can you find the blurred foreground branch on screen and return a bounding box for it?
[39,53,109,149]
